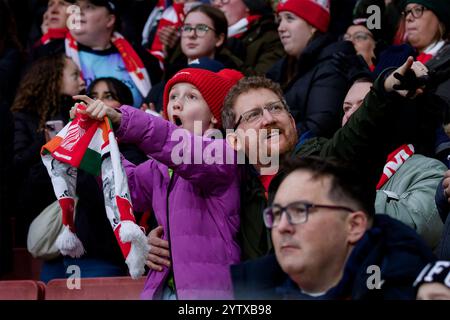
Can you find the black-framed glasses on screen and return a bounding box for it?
[263,201,355,228]
[180,24,215,37]
[401,5,428,19]
[342,31,373,42]
[233,100,287,130]
[212,0,230,5]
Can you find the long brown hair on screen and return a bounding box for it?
[11,53,66,130]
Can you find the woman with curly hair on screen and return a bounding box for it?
[11,53,85,244]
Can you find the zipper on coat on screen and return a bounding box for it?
[165,169,177,298]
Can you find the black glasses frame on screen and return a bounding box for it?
[401,5,428,19]
[233,100,287,130]
[263,201,355,228]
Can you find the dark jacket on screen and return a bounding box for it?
[0,99,14,275]
[239,70,446,261]
[267,34,361,138]
[231,215,435,300]
[227,14,285,76]
[426,42,450,112]
[238,165,272,260]
[0,48,19,256]
[0,47,22,105]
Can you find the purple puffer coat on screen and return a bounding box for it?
[115,106,241,299]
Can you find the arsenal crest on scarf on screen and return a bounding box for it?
[41,103,149,278]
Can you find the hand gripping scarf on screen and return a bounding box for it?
[41,105,149,278]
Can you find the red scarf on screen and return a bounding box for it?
[417,40,445,64]
[376,144,414,190]
[259,174,275,199]
[416,52,433,64]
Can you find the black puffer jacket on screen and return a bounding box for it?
[267,34,363,138]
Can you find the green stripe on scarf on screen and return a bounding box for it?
[79,148,102,176]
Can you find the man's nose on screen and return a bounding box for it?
[276,211,294,233]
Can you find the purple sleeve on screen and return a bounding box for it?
[116,106,239,192]
[122,155,157,213]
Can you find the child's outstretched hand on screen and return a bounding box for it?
[72,95,122,125]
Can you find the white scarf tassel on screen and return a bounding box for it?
[56,226,85,258]
[120,221,150,279]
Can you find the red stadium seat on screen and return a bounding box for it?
[45,276,146,300]
[0,280,43,300]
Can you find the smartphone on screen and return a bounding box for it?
[45,120,64,139]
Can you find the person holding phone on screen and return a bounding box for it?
[11,53,85,245]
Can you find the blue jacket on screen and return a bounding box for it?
[231,215,435,300]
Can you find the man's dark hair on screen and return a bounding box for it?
[271,156,375,217]
[222,76,288,130]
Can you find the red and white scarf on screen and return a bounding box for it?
[41,105,149,278]
[228,15,262,38]
[149,2,185,68]
[65,32,152,97]
[376,144,415,190]
[41,28,69,45]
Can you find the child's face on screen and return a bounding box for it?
[60,57,85,96]
[167,82,216,135]
[90,81,121,109]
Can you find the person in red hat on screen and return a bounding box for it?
[267,0,367,139]
[73,67,244,299]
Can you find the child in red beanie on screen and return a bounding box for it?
[73,68,244,300]
[163,67,243,133]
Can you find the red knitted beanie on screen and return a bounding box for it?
[163,68,243,128]
[277,0,331,33]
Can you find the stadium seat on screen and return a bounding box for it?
[45,276,146,300]
[0,280,43,300]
